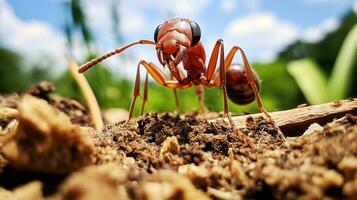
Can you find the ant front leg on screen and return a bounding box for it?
[128,62,143,120]
[172,88,180,113]
[225,46,285,140]
[203,40,256,149]
[170,72,185,113]
[128,60,191,120]
[194,85,207,112]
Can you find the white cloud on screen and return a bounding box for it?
[136,0,212,16]
[0,0,68,72]
[302,18,339,42]
[221,0,236,12]
[83,0,150,36]
[220,0,260,12]
[166,0,211,16]
[353,0,357,13]
[224,12,298,62]
[82,0,212,39]
[303,0,350,4]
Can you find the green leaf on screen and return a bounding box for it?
[327,24,357,101]
[287,59,327,104]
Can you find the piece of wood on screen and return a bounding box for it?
[215,98,357,137]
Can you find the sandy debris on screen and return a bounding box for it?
[0,181,43,200]
[2,95,94,174]
[52,163,209,200]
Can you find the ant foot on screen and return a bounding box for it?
[235,128,257,151]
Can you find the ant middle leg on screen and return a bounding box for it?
[140,72,149,115]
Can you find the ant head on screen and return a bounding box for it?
[154,18,201,47]
[154,18,201,64]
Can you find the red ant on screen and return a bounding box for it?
[79,18,284,149]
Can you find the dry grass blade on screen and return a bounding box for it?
[67,57,103,131]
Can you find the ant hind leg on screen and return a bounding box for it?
[225,46,285,140]
[205,40,257,149]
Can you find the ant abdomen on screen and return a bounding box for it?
[226,64,260,105]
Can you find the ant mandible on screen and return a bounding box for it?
[79,18,284,149]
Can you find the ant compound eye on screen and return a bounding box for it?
[189,21,201,46]
[154,24,161,43]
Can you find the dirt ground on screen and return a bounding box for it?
[0,83,356,200]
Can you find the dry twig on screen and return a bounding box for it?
[215,98,357,137]
[67,57,103,131]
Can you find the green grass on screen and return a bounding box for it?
[287,24,357,104]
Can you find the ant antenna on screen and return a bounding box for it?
[78,40,160,73]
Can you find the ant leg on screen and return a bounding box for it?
[219,43,257,150]
[140,72,149,115]
[205,39,223,82]
[200,40,231,85]
[171,74,180,113]
[128,60,192,120]
[194,85,207,112]
[222,84,257,150]
[139,61,191,89]
[225,46,285,140]
[203,39,256,149]
[172,88,180,113]
[128,63,142,120]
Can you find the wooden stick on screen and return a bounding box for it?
[214,98,357,137]
[67,57,104,131]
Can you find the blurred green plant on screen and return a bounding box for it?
[0,47,30,93]
[64,0,93,55]
[0,46,53,93]
[287,24,357,104]
[279,11,356,72]
[279,10,357,98]
[111,0,124,45]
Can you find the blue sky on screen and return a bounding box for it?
[7,0,355,30]
[1,0,356,77]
